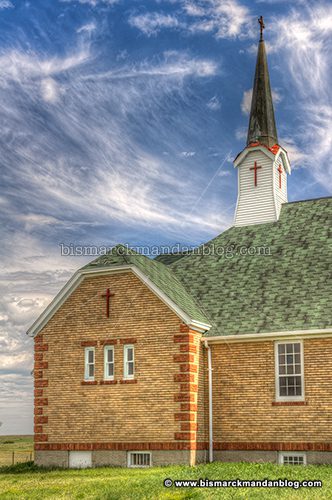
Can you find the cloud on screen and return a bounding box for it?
[281,137,306,167]
[207,95,221,110]
[0,0,13,9]
[180,151,195,157]
[235,127,247,141]
[128,13,183,36]
[61,0,119,6]
[76,22,97,34]
[270,2,332,188]
[40,77,60,103]
[84,52,218,80]
[129,0,253,40]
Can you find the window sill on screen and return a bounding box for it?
[100,380,117,385]
[81,380,98,385]
[272,401,307,406]
[120,379,137,384]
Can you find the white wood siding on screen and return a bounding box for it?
[234,150,277,226]
[274,155,288,217]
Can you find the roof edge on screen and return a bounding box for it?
[27,264,211,338]
[202,328,332,343]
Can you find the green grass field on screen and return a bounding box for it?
[0,436,33,467]
[0,444,331,500]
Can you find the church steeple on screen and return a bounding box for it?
[247,16,278,148]
[233,15,291,227]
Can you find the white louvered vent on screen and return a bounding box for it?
[128,452,152,468]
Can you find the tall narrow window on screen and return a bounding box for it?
[124,345,134,380]
[275,341,304,401]
[104,345,114,380]
[84,347,95,381]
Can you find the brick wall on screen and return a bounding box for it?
[212,338,332,449]
[34,271,205,451]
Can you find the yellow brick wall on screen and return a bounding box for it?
[36,271,195,444]
[212,338,332,444]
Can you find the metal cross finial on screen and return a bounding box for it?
[258,15,265,41]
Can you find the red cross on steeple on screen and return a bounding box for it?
[102,288,114,318]
[249,161,262,187]
[277,163,283,189]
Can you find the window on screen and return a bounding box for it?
[84,347,95,381]
[124,345,135,379]
[279,452,306,465]
[275,341,304,401]
[127,452,151,468]
[104,345,114,380]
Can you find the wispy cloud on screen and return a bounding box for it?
[76,22,97,34]
[130,0,253,40]
[61,0,119,6]
[128,12,183,36]
[270,2,332,186]
[207,95,221,110]
[0,0,13,9]
[180,151,195,157]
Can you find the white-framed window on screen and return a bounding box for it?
[127,451,151,468]
[124,344,135,380]
[84,347,95,381]
[104,345,114,380]
[275,341,304,401]
[279,452,307,466]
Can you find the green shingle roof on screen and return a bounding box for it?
[82,197,331,336]
[169,197,332,336]
[82,245,209,325]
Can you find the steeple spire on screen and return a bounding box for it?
[247,16,278,148]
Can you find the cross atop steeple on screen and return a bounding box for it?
[258,15,265,41]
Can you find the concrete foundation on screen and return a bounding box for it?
[35,448,332,468]
[34,450,69,468]
[35,449,198,468]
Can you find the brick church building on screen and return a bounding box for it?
[28,20,331,468]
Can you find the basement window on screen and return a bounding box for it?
[279,452,306,465]
[127,452,151,468]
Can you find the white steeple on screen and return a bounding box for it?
[233,16,291,227]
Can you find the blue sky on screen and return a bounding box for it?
[0,0,331,435]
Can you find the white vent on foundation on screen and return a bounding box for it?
[279,452,306,465]
[127,451,152,468]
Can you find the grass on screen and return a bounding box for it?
[0,460,331,499]
[0,436,34,467]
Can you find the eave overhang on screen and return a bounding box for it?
[202,328,332,344]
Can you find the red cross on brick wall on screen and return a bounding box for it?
[102,288,114,318]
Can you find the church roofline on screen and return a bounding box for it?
[284,196,332,205]
[202,328,332,343]
[26,264,212,338]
